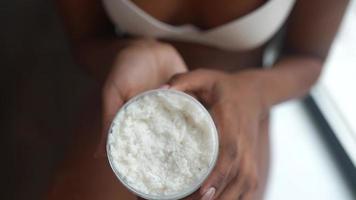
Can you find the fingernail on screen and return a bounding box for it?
[201,187,215,200]
[159,84,170,89]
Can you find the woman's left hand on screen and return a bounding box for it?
[169,69,268,200]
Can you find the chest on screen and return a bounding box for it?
[131,0,267,30]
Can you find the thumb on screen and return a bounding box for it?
[169,69,224,105]
[169,69,217,92]
[95,83,124,158]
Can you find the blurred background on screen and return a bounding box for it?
[3,0,356,200]
[1,1,98,199]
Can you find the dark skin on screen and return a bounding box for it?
[49,0,349,200]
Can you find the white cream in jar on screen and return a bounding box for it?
[107,89,218,199]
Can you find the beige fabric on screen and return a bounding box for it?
[103,0,295,51]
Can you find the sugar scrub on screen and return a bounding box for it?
[107,89,218,199]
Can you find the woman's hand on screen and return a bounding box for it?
[96,39,187,156]
[169,69,268,200]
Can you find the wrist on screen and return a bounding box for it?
[254,70,276,113]
[248,67,300,111]
[230,69,274,114]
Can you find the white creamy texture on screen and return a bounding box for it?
[108,90,216,196]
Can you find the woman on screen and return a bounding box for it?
[49,0,348,199]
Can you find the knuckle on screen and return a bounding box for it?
[212,173,229,194]
[169,73,182,83]
[250,178,259,191]
[211,168,229,189]
[215,169,227,182]
[238,158,258,190]
[225,142,238,160]
[247,170,259,191]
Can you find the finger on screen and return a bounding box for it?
[95,82,124,158]
[199,103,240,199]
[240,189,255,200]
[158,84,170,89]
[201,187,216,200]
[200,139,239,199]
[219,158,258,200]
[157,83,200,103]
[218,173,247,200]
[239,173,259,200]
[169,69,222,93]
[169,69,225,107]
[200,153,238,199]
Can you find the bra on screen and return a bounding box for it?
[102,0,295,51]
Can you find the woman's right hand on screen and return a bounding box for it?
[96,39,187,157]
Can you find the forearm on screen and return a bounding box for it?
[257,55,323,109]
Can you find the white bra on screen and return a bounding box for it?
[102,0,296,51]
